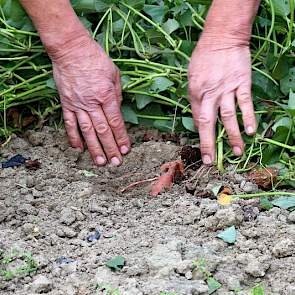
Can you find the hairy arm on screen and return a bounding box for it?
[19,1,130,167]
[19,0,86,53]
[188,0,260,165]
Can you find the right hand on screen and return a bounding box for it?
[50,34,130,167]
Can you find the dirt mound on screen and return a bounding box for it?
[0,128,294,295]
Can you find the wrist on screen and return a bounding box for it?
[197,29,251,50]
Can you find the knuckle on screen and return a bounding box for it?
[93,121,110,135]
[109,115,123,129]
[198,115,211,126]
[221,108,236,120]
[79,122,92,133]
[238,92,251,105]
[64,119,76,129]
[200,143,212,153]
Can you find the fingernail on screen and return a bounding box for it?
[233,146,242,156]
[120,145,129,155]
[96,156,106,165]
[247,126,254,134]
[202,155,212,165]
[111,157,121,166]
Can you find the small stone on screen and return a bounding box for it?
[31,275,52,293]
[272,238,295,258]
[26,176,35,188]
[88,200,100,213]
[64,147,81,162]
[243,205,260,222]
[240,181,258,193]
[176,260,192,274]
[59,208,76,226]
[215,205,244,229]
[185,271,193,280]
[245,260,266,277]
[57,227,77,238]
[287,211,295,223]
[26,131,45,146]
[147,240,182,274]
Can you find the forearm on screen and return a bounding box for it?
[201,0,260,46]
[19,0,88,55]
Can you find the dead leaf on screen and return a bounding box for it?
[22,115,36,127]
[247,167,278,189]
[180,145,201,169]
[218,194,233,206]
[7,108,20,128]
[150,160,184,197]
[217,186,233,206]
[25,159,41,170]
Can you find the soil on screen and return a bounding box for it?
[0,127,295,295]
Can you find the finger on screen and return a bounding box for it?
[102,97,131,155]
[89,106,123,166]
[63,108,83,152]
[114,69,123,105]
[76,110,107,166]
[220,92,244,156]
[198,96,218,165]
[191,100,201,129]
[236,83,257,135]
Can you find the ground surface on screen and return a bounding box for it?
[0,127,295,295]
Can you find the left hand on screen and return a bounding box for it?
[188,40,257,165]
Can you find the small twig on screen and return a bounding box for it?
[120,177,158,193]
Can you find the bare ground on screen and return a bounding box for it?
[0,127,295,295]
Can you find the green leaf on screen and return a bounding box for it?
[153,120,174,132]
[259,197,274,211]
[46,78,57,90]
[150,77,174,93]
[143,4,167,24]
[272,117,291,132]
[271,196,295,209]
[162,19,180,35]
[207,277,222,294]
[182,117,196,132]
[252,71,280,100]
[121,75,131,88]
[211,184,222,197]
[251,284,265,295]
[135,94,153,110]
[280,67,295,95]
[288,90,295,110]
[272,0,290,17]
[105,256,125,271]
[81,170,96,177]
[1,0,34,30]
[71,0,117,13]
[217,226,237,244]
[121,105,138,124]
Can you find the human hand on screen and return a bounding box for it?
[50,35,130,166]
[188,39,256,165]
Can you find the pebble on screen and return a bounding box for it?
[64,147,81,162]
[240,181,258,193]
[57,227,77,238]
[59,208,76,226]
[245,259,266,277]
[272,238,295,258]
[26,131,45,146]
[287,211,295,223]
[215,205,244,229]
[31,275,52,293]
